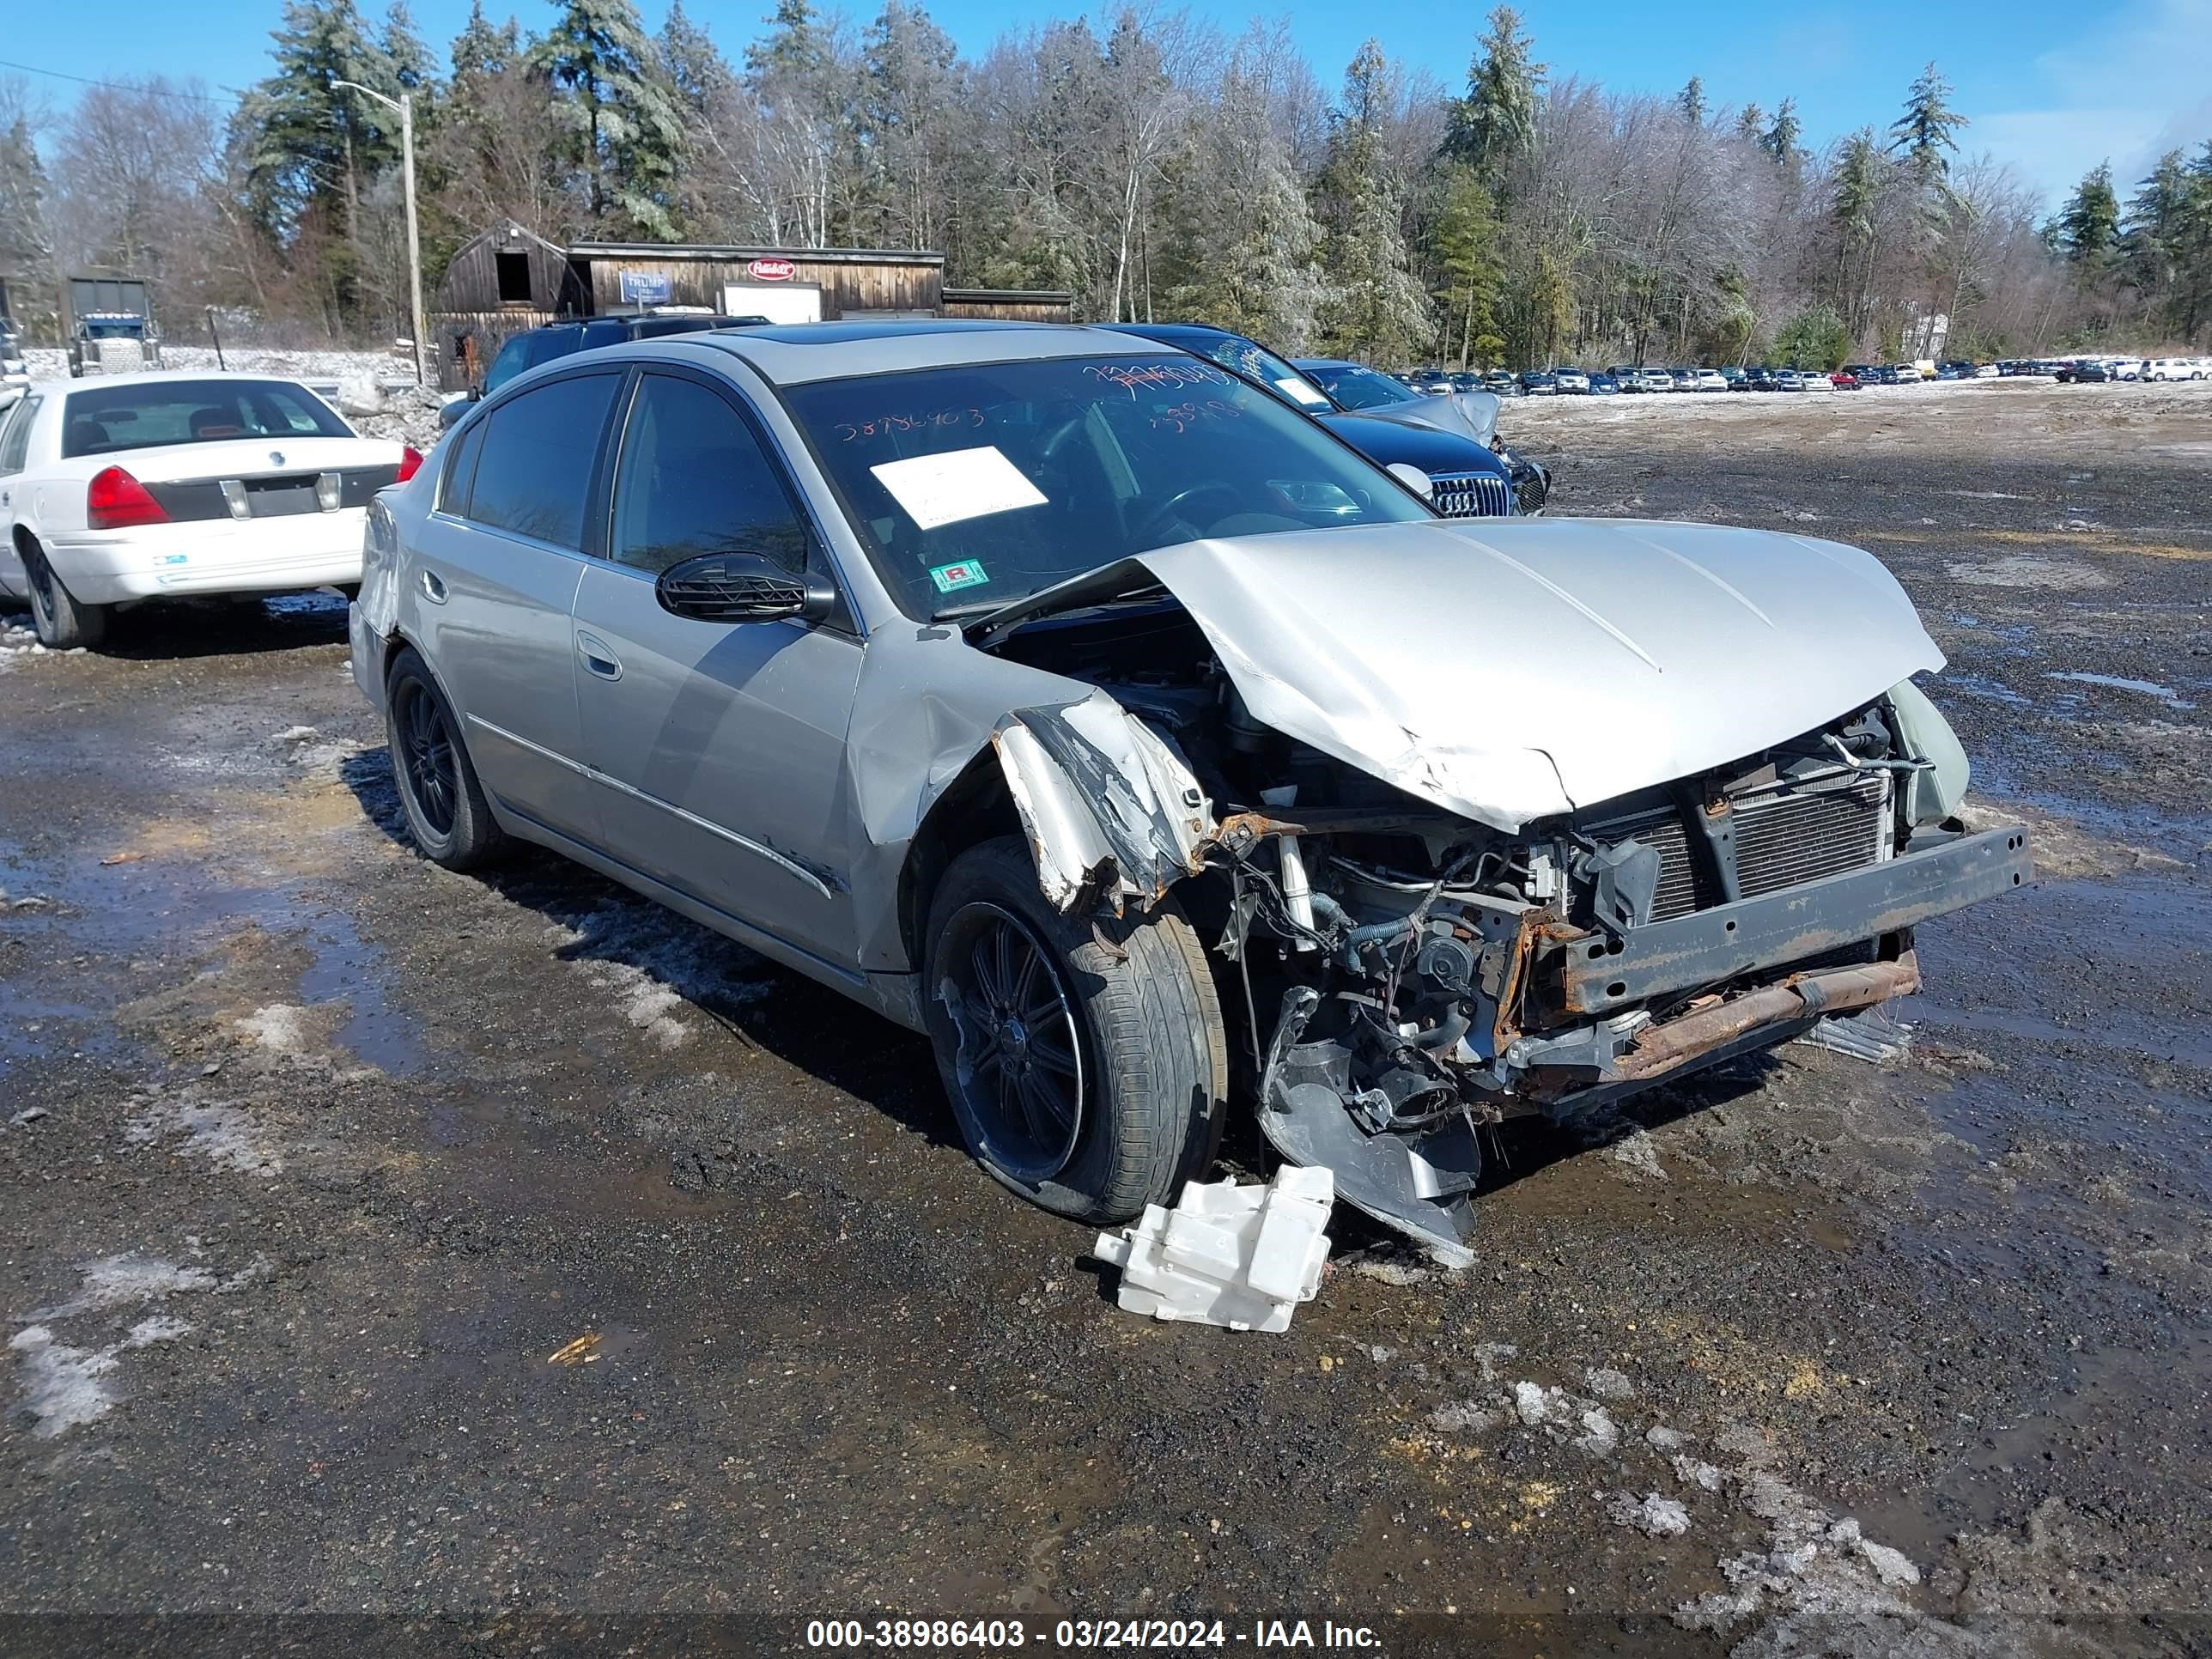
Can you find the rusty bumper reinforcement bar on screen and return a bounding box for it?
[1551,823,2031,1018]
[1611,953,1922,1082]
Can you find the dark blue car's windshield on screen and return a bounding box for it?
[1304,363,1416,411]
[786,355,1429,620]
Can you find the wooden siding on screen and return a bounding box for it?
[574,252,943,319]
[426,308,561,392]
[941,289,1076,323]
[433,222,586,318]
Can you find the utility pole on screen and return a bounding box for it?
[333,80,427,386]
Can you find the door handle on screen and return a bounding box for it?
[576,631,622,681]
[420,568,448,605]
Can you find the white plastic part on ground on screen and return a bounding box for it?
[1092,1166,1334,1332]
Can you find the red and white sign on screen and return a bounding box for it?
[746,258,797,283]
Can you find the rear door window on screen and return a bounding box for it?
[0,395,40,474]
[464,374,619,550]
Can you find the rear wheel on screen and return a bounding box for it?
[924,838,1228,1224]
[21,541,107,650]
[385,647,506,870]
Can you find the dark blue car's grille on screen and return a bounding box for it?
[1429,472,1516,518]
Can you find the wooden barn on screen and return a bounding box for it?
[428,221,1074,390]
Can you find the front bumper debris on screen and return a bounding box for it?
[1545,823,2030,1017]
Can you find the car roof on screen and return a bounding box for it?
[680,319,1169,386]
[1116,322,1236,342]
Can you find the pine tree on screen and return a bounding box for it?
[1887,62,1966,183]
[2118,149,2187,296]
[0,99,58,337]
[537,0,686,238]
[1447,7,1543,198]
[1677,76,1705,125]
[382,3,440,103]
[860,1,962,249]
[1829,128,1883,336]
[1735,103,1765,143]
[250,0,407,238]
[1317,41,1435,363]
[1430,164,1505,366]
[1164,51,1324,350]
[2054,162,2121,272]
[1759,99,1801,165]
[660,0,734,118]
[450,0,520,82]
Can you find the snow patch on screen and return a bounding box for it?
[1584,1365,1633,1401]
[125,1097,284,1174]
[1607,1129,1667,1180]
[236,1004,313,1055]
[34,1255,216,1319]
[547,896,776,1048]
[1606,1491,1691,1536]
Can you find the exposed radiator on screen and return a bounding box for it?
[1588,771,1892,921]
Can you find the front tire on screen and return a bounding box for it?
[22,541,108,650]
[924,838,1228,1224]
[385,646,506,870]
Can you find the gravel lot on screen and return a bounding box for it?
[2,378,2208,1656]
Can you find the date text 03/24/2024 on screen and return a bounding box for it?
[806,1619,1382,1649]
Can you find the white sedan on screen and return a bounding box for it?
[0,371,420,647]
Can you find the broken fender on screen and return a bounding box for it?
[993,693,1213,914]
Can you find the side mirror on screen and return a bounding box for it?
[655,551,836,625]
[468,385,483,402]
[1385,462,1433,500]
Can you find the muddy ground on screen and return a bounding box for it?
[2,379,2207,1656]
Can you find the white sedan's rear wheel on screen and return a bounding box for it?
[21,540,107,650]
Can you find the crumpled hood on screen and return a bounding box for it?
[1133,516,1943,830]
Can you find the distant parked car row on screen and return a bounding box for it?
[1395,355,2212,398]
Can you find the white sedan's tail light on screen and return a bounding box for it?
[87,466,169,530]
[397,446,425,483]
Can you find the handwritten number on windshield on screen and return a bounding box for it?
[1086,362,1234,397]
[836,407,986,442]
[1149,398,1242,434]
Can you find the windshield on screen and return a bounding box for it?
[62,379,351,459]
[1178,336,1333,413]
[786,354,1431,620]
[1302,362,1414,411]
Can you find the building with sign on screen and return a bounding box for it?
[428,219,1075,389]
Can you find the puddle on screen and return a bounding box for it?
[0,836,431,1079]
[1911,873,2212,1083]
[1943,672,2032,706]
[2042,671,2196,709]
[295,909,428,1075]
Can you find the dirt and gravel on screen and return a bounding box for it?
[2,378,2208,1656]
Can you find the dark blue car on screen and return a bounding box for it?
[1119,326,1527,516]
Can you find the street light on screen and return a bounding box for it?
[333,78,426,387]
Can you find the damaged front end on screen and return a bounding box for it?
[982,640,2029,1266]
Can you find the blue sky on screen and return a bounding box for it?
[6,0,2209,205]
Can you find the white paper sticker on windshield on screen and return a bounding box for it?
[1275,375,1328,407]
[870,446,1048,531]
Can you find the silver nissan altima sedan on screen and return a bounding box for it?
[350,320,2030,1261]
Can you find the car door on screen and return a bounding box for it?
[571,367,864,969]
[0,392,40,595]
[414,369,623,844]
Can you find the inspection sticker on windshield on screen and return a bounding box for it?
[928,559,990,594]
[870,445,1046,531]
